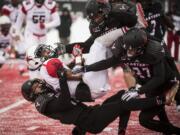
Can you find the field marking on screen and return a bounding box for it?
[0,99,27,114]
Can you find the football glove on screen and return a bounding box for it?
[72,44,83,57]
[121,89,139,101]
[72,65,86,74]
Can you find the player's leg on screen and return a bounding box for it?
[78,95,164,134]
[83,41,110,99]
[0,50,6,68]
[167,31,173,56]
[83,28,127,99]
[139,106,180,134]
[15,40,27,76]
[174,34,179,61]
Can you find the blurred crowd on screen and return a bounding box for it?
[0,0,74,78]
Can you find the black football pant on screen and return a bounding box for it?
[76,90,160,134]
[139,105,180,134]
[102,90,131,131]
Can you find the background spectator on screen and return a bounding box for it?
[57,7,72,45]
[167,5,180,62]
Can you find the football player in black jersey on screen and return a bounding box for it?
[21,66,176,135]
[72,28,180,134]
[137,0,174,42]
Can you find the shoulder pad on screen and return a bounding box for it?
[145,40,165,61]
[2,4,14,11]
[22,0,34,11]
[44,0,56,10]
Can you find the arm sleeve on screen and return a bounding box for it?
[138,60,165,94]
[45,11,60,29]
[85,56,118,72]
[59,78,71,103]
[65,35,96,54]
[43,78,73,115]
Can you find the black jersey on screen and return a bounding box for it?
[89,2,137,37]
[144,3,166,41]
[65,2,137,54]
[85,39,176,96]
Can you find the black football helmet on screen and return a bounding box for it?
[85,0,111,23]
[122,28,147,56]
[21,79,43,102]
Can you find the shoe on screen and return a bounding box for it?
[136,3,148,28]
[165,81,179,105]
[118,128,126,135]
[72,126,86,135]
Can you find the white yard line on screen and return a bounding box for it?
[0,99,27,114]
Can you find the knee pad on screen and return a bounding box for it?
[75,81,94,102]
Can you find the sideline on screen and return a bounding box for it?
[0,99,27,114]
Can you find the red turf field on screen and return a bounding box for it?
[0,64,179,135]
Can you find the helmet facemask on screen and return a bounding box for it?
[125,44,145,58]
[122,28,148,58]
[35,44,55,62]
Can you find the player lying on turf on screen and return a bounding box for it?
[21,65,178,135]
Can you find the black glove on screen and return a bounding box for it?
[121,88,139,101]
[57,68,67,81]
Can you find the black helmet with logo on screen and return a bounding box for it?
[85,0,111,22]
[21,79,42,102]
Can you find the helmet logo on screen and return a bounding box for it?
[27,82,32,86]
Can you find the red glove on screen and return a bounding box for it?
[72,44,83,57]
[39,22,45,29]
